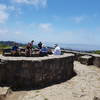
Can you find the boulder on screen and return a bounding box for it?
[79,55,93,65]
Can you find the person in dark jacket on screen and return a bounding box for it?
[40,44,48,56]
[11,43,19,56]
[38,42,42,49]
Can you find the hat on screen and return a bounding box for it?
[54,44,58,47]
[42,44,45,47]
[31,40,34,42]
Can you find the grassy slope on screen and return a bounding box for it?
[0,43,11,54]
[0,43,12,49]
[93,50,100,55]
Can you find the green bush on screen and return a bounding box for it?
[0,43,11,49]
[0,44,11,54]
[93,50,100,55]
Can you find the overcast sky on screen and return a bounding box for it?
[0,0,100,45]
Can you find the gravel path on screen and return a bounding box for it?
[0,61,100,100]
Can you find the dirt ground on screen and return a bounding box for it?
[0,61,100,100]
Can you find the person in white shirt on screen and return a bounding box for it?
[53,44,61,55]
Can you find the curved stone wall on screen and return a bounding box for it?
[0,54,74,88]
[62,50,100,67]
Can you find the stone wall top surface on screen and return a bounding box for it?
[62,50,100,57]
[0,53,74,61]
[81,55,92,59]
[91,54,100,57]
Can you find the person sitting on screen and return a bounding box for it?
[31,40,38,49]
[53,44,61,55]
[48,48,53,55]
[30,40,34,48]
[25,42,32,56]
[11,43,19,56]
[40,44,48,56]
[38,42,42,49]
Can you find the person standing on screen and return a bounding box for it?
[38,42,42,49]
[30,40,34,49]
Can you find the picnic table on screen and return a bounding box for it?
[3,48,12,56]
[32,48,40,57]
[3,48,40,57]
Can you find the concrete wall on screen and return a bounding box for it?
[62,50,100,68]
[62,50,91,60]
[0,54,74,88]
[92,54,100,68]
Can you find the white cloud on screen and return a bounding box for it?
[0,11,9,23]
[15,8,23,16]
[15,31,22,35]
[52,15,60,20]
[0,4,9,23]
[71,16,86,23]
[13,0,47,8]
[60,29,96,44]
[38,23,52,32]
[8,6,16,11]
[0,4,17,12]
[0,4,20,23]
[0,28,23,36]
[0,4,7,11]
[0,28,9,34]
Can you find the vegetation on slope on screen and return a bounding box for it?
[0,44,11,49]
[0,43,11,54]
[93,50,100,55]
[0,41,26,54]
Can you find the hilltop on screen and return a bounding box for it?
[0,41,26,47]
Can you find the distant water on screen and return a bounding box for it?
[60,44,100,51]
[45,42,100,51]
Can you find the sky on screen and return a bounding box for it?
[0,0,100,45]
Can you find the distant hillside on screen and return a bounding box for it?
[0,41,26,54]
[0,41,26,47]
[92,50,100,55]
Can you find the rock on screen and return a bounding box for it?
[78,55,93,65]
[0,87,12,100]
[93,96,100,100]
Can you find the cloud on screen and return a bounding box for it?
[12,7,23,17]
[0,27,23,37]
[71,16,87,23]
[0,4,21,23]
[0,11,9,23]
[38,23,53,32]
[52,15,60,20]
[0,4,8,23]
[8,6,16,11]
[13,0,47,8]
[15,31,22,35]
[0,4,7,10]
[60,28,96,44]
[0,4,12,24]
[0,28,9,35]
